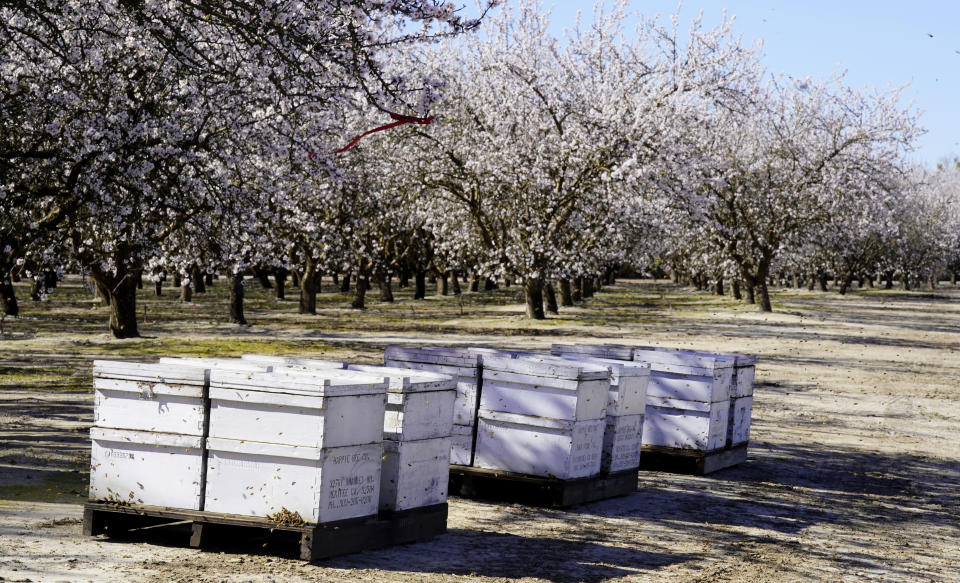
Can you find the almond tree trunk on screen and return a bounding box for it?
[544,281,558,314]
[414,272,426,299]
[179,280,192,303]
[274,269,287,300]
[299,255,317,314]
[2,275,18,316]
[378,274,394,303]
[451,271,462,295]
[192,266,206,293]
[229,272,246,325]
[558,278,574,307]
[90,268,139,338]
[524,278,545,320]
[352,272,369,309]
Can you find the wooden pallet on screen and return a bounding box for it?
[639,443,748,475]
[83,501,447,561]
[448,465,637,508]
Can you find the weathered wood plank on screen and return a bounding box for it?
[639,443,748,475]
[448,466,636,508]
[82,502,447,562]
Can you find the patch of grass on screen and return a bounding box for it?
[0,471,89,504]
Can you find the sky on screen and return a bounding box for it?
[543,1,960,167]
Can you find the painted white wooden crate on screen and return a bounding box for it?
[474,411,604,479]
[603,414,644,473]
[92,360,208,435]
[552,354,650,416]
[642,400,729,451]
[207,369,387,448]
[480,355,609,421]
[89,427,204,509]
[345,365,457,441]
[242,358,458,442]
[379,437,451,511]
[730,353,757,398]
[204,437,381,523]
[727,396,753,446]
[551,355,650,472]
[383,346,482,427]
[449,424,473,465]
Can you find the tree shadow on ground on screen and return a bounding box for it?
[326,528,690,583]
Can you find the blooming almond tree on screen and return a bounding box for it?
[406,0,760,318]
[0,0,494,337]
[669,75,921,311]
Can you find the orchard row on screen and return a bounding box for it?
[3,1,958,337]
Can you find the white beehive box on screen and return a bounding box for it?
[729,353,757,399]
[642,400,729,450]
[92,361,208,435]
[204,437,381,523]
[344,365,456,441]
[207,369,388,448]
[379,437,451,511]
[474,411,604,479]
[384,346,482,427]
[480,355,609,421]
[240,359,458,442]
[89,427,204,509]
[640,365,733,403]
[602,414,644,473]
[727,396,753,446]
[551,355,650,473]
[449,424,474,465]
[553,354,650,416]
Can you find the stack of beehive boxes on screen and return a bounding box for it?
[552,354,650,473]
[89,360,211,509]
[629,348,734,452]
[474,354,610,479]
[726,353,756,447]
[342,364,456,512]
[200,365,388,523]
[90,357,393,525]
[552,345,747,453]
[382,347,482,466]
[241,355,458,514]
[616,347,756,450]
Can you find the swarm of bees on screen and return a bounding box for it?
[266,507,306,526]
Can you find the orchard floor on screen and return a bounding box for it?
[1,277,959,583]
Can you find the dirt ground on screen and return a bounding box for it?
[1,280,958,582]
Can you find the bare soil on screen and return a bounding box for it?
[1,279,958,582]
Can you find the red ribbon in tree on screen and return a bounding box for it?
[309,111,434,159]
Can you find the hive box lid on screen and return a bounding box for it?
[480,410,585,431]
[384,346,480,368]
[240,354,347,369]
[157,357,273,372]
[90,426,203,449]
[630,347,737,370]
[553,354,651,379]
[206,436,328,461]
[345,364,455,393]
[482,354,609,381]
[550,344,635,361]
[210,369,387,397]
[93,360,208,386]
